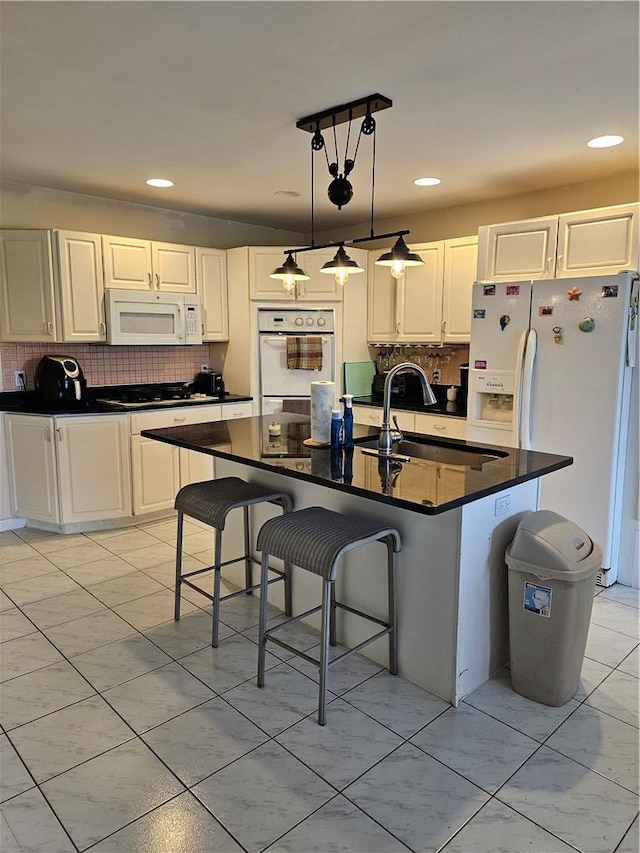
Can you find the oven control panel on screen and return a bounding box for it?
[258,308,334,333]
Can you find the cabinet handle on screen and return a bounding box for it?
[100,321,106,335]
[147,272,153,286]
[396,321,401,333]
[155,273,160,288]
[56,427,63,440]
[173,416,186,423]
[201,323,205,336]
[441,320,446,333]
[433,424,446,431]
[546,257,554,273]
[47,321,54,335]
[44,427,52,443]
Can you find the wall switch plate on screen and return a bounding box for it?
[200,363,210,372]
[495,495,511,517]
[432,369,441,382]
[15,370,26,389]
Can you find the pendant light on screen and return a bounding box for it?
[375,235,424,279]
[319,245,365,286]
[268,253,310,292]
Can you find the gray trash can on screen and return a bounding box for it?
[505,510,602,706]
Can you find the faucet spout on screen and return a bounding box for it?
[378,362,436,454]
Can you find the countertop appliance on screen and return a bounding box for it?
[34,355,87,403]
[105,289,202,345]
[467,272,639,586]
[258,308,336,416]
[193,371,225,398]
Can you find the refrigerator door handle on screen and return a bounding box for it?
[519,329,537,450]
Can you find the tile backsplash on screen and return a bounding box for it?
[369,344,469,388]
[0,343,214,391]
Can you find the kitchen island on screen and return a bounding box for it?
[143,413,571,704]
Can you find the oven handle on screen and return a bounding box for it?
[261,335,331,345]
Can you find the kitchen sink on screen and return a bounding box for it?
[358,437,507,467]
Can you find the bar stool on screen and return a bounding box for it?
[174,477,293,646]
[256,506,401,725]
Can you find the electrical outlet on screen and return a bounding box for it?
[495,494,511,517]
[15,370,26,389]
[200,363,210,372]
[432,369,441,382]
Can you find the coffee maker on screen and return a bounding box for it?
[34,355,87,403]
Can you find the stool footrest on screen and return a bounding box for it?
[181,554,261,582]
[182,571,286,603]
[334,601,390,630]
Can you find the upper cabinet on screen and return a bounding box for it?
[367,236,477,344]
[102,236,196,292]
[477,203,639,282]
[196,247,228,341]
[0,229,106,343]
[244,247,343,302]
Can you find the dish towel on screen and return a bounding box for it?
[286,336,323,370]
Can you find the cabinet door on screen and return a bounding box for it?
[0,230,57,342]
[295,249,342,302]
[152,242,196,293]
[477,218,558,282]
[352,405,415,432]
[221,402,253,420]
[196,247,228,340]
[414,412,467,440]
[56,415,131,523]
[397,242,444,342]
[249,248,295,301]
[131,435,181,515]
[179,447,215,487]
[442,236,478,343]
[55,231,106,342]
[5,414,59,523]
[557,204,639,277]
[103,235,153,290]
[367,255,396,342]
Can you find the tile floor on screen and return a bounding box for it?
[0,521,638,853]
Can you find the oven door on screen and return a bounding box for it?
[259,334,334,397]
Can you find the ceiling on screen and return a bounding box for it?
[1,1,638,233]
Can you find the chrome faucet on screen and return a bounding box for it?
[378,362,437,454]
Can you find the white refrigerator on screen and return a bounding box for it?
[467,273,639,586]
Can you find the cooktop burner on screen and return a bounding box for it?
[96,383,220,409]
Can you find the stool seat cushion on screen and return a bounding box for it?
[257,506,401,581]
[175,477,290,529]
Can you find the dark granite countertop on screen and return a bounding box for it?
[352,395,467,419]
[0,388,252,415]
[142,413,571,516]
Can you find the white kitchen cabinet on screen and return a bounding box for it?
[0,230,57,342]
[55,415,131,522]
[196,247,228,341]
[367,236,477,343]
[4,413,131,525]
[55,230,106,342]
[130,405,221,515]
[352,405,415,432]
[477,203,639,282]
[241,246,344,302]
[414,411,467,440]
[102,235,196,293]
[0,229,106,343]
[220,401,253,420]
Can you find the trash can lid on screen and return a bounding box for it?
[505,510,602,580]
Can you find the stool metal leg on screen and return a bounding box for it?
[174,511,184,622]
[243,505,252,594]
[257,551,270,687]
[387,537,398,675]
[318,579,332,726]
[329,581,337,647]
[211,530,224,648]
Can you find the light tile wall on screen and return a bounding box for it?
[0,342,215,391]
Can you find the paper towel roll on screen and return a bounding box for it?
[310,381,335,444]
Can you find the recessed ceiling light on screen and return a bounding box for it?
[587,135,624,149]
[275,190,301,198]
[145,178,174,188]
[413,177,441,187]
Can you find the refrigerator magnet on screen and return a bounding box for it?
[499,314,511,330]
[539,305,554,317]
[483,285,496,296]
[553,326,563,344]
[474,360,487,369]
[505,285,520,296]
[602,285,618,298]
[579,317,596,333]
[473,309,486,319]
[567,286,582,301]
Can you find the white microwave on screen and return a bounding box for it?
[105,289,202,345]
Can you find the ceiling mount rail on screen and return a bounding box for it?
[296,94,392,133]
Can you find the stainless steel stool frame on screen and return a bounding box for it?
[174,482,293,647]
[256,509,400,726]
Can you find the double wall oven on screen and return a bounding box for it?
[258,308,335,416]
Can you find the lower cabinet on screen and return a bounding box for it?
[4,413,131,525]
[352,405,467,440]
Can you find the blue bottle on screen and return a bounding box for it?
[342,394,354,449]
[330,408,343,451]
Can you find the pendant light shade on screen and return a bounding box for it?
[375,236,424,279]
[268,253,310,291]
[319,246,365,286]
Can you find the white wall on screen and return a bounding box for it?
[0,182,305,248]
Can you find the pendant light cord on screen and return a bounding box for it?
[370,124,376,238]
[310,137,315,247]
